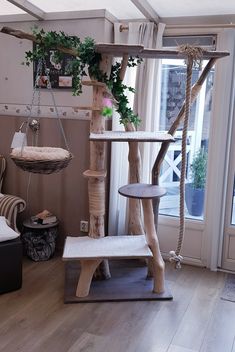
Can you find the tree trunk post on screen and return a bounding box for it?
[76,259,102,297]
[142,198,165,293]
[76,55,113,294]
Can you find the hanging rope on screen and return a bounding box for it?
[169,45,203,269]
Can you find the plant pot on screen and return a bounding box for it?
[185,183,205,217]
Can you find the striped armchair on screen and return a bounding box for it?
[0,154,6,192]
[0,155,26,233]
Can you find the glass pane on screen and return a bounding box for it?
[231,178,235,225]
[159,59,214,220]
[29,0,143,18]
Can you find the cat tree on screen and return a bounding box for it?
[62,44,228,300]
[0,27,229,301]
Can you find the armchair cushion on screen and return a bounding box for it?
[0,216,19,242]
[0,155,6,193]
[0,194,26,233]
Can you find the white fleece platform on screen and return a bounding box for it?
[63,235,152,260]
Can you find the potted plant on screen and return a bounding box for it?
[185,148,208,216]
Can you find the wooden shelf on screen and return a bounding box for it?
[90,131,174,142]
[62,235,153,260]
[82,80,106,87]
[139,49,229,60]
[95,43,144,56]
[119,183,166,199]
[76,106,101,111]
[95,43,229,60]
[83,169,107,180]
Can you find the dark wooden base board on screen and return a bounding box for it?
[64,260,173,303]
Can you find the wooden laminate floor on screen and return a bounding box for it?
[0,256,235,352]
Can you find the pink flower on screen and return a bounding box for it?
[103,97,112,108]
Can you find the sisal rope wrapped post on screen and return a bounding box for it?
[88,178,105,237]
[169,45,203,269]
[88,84,106,238]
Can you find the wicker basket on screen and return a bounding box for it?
[10,148,73,175]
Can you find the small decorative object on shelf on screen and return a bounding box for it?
[31,209,57,225]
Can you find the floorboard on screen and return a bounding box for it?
[170,270,225,351]
[0,256,234,352]
[199,299,235,352]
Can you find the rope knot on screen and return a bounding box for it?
[169,250,183,269]
[178,44,204,67]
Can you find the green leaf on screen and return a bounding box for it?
[23,28,142,126]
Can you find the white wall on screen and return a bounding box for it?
[0,15,114,118]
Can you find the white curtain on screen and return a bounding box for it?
[134,23,165,183]
[108,22,165,235]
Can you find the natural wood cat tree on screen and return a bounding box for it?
[70,45,228,300]
[0,27,229,301]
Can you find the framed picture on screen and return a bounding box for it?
[33,46,74,89]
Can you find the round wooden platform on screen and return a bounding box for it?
[118,183,166,199]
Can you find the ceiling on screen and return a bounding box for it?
[148,0,235,17]
[0,0,235,21]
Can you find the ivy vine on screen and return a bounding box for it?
[24,27,142,127]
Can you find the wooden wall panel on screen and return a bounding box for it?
[0,115,110,250]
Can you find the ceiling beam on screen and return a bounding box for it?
[130,0,160,24]
[6,0,45,20]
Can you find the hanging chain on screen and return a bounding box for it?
[34,74,41,147]
[42,58,70,152]
[21,58,70,152]
[21,60,43,153]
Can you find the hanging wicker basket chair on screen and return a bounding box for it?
[10,59,73,175]
[11,146,73,174]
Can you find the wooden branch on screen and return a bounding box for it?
[127,139,145,235]
[152,57,218,185]
[119,54,129,81]
[0,26,78,56]
[76,259,102,297]
[142,199,165,293]
[1,26,37,42]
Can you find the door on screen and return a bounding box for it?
[221,104,235,271]
[157,35,216,265]
[156,30,235,269]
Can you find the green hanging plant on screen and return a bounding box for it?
[24,27,142,128]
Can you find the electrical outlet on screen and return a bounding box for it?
[80,220,89,232]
